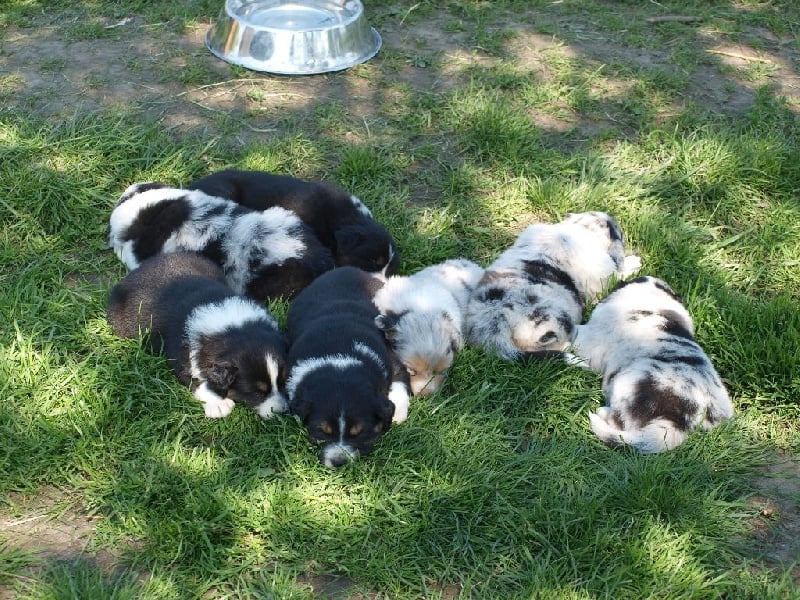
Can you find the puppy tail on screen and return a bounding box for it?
[589,412,687,453]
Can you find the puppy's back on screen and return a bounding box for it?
[107,252,231,346]
[287,267,384,347]
[188,169,353,221]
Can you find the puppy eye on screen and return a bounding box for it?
[539,332,557,344]
[407,368,417,377]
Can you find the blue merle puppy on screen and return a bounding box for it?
[188,169,399,275]
[464,211,642,359]
[570,276,734,453]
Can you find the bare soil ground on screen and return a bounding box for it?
[1,4,799,596]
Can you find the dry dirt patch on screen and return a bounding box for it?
[2,4,799,595]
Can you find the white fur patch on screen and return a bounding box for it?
[254,354,289,418]
[388,381,410,423]
[186,297,277,380]
[286,355,362,400]
[349,195,373,218]
[194,381,236,418]
[222,208,306,294]
[352,342,387,375]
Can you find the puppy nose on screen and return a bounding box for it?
[326,454,350,468]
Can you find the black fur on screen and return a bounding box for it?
[285,266,409,467]
[188,169,399,275]
[107,252,288,416]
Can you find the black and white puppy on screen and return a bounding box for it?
[373,258,484,396]
[464,211,642,359]
[187,169,399,275]
[108,182,334,302]
[285,266,411,468]
[106,252,288,419]
[570,276,734,453]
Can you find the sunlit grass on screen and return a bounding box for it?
[1,0,799,597]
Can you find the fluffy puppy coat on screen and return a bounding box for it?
[108,182,334,302]
[285,266,411,468]
[465,211,642,359]
[570,276,734,453]
[373,258,484,396]
[106,252,288,419]
[187,169,399,275]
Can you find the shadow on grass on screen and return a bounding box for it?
[1,0,799,596]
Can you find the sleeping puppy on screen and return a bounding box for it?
[285,266,411,468]
[187,169,399,275]
[464,211,642,359]
[106,252,288,419]
[373,258,484,396]
[570,276,734,453]
[108,182,334,302]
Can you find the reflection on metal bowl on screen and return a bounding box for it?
[206,0,381,75]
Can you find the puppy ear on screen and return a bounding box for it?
[204,361,238,392]
[375,312,401,341]
[334,226,366,253]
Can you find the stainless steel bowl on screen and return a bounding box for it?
[206,0,381,75]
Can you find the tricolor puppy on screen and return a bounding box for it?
[464,211,642,359]
[188,169,399,275]
[108,182,334,301]
[286,266,411,468]
[106,252,288,419]
[570,276,734,453]
[373,258,484,396]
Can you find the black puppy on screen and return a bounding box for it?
[188,169,399,275]
[285,266,411,467]
[107,252,288,419]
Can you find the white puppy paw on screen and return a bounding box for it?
[194,381,235,418]
[621,255,643,277]
[255,393,289,419]
[388,381,410,423]
[204,397,235,419]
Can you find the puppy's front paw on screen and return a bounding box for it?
[204,397,235,418]
[621,255,643,277]
[563,352,590,369]
[388,381,410,423]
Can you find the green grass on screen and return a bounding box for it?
[1,0,799,598]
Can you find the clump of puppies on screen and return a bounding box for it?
[107,172,733,465]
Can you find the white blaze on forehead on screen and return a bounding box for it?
[286,355,362,400]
